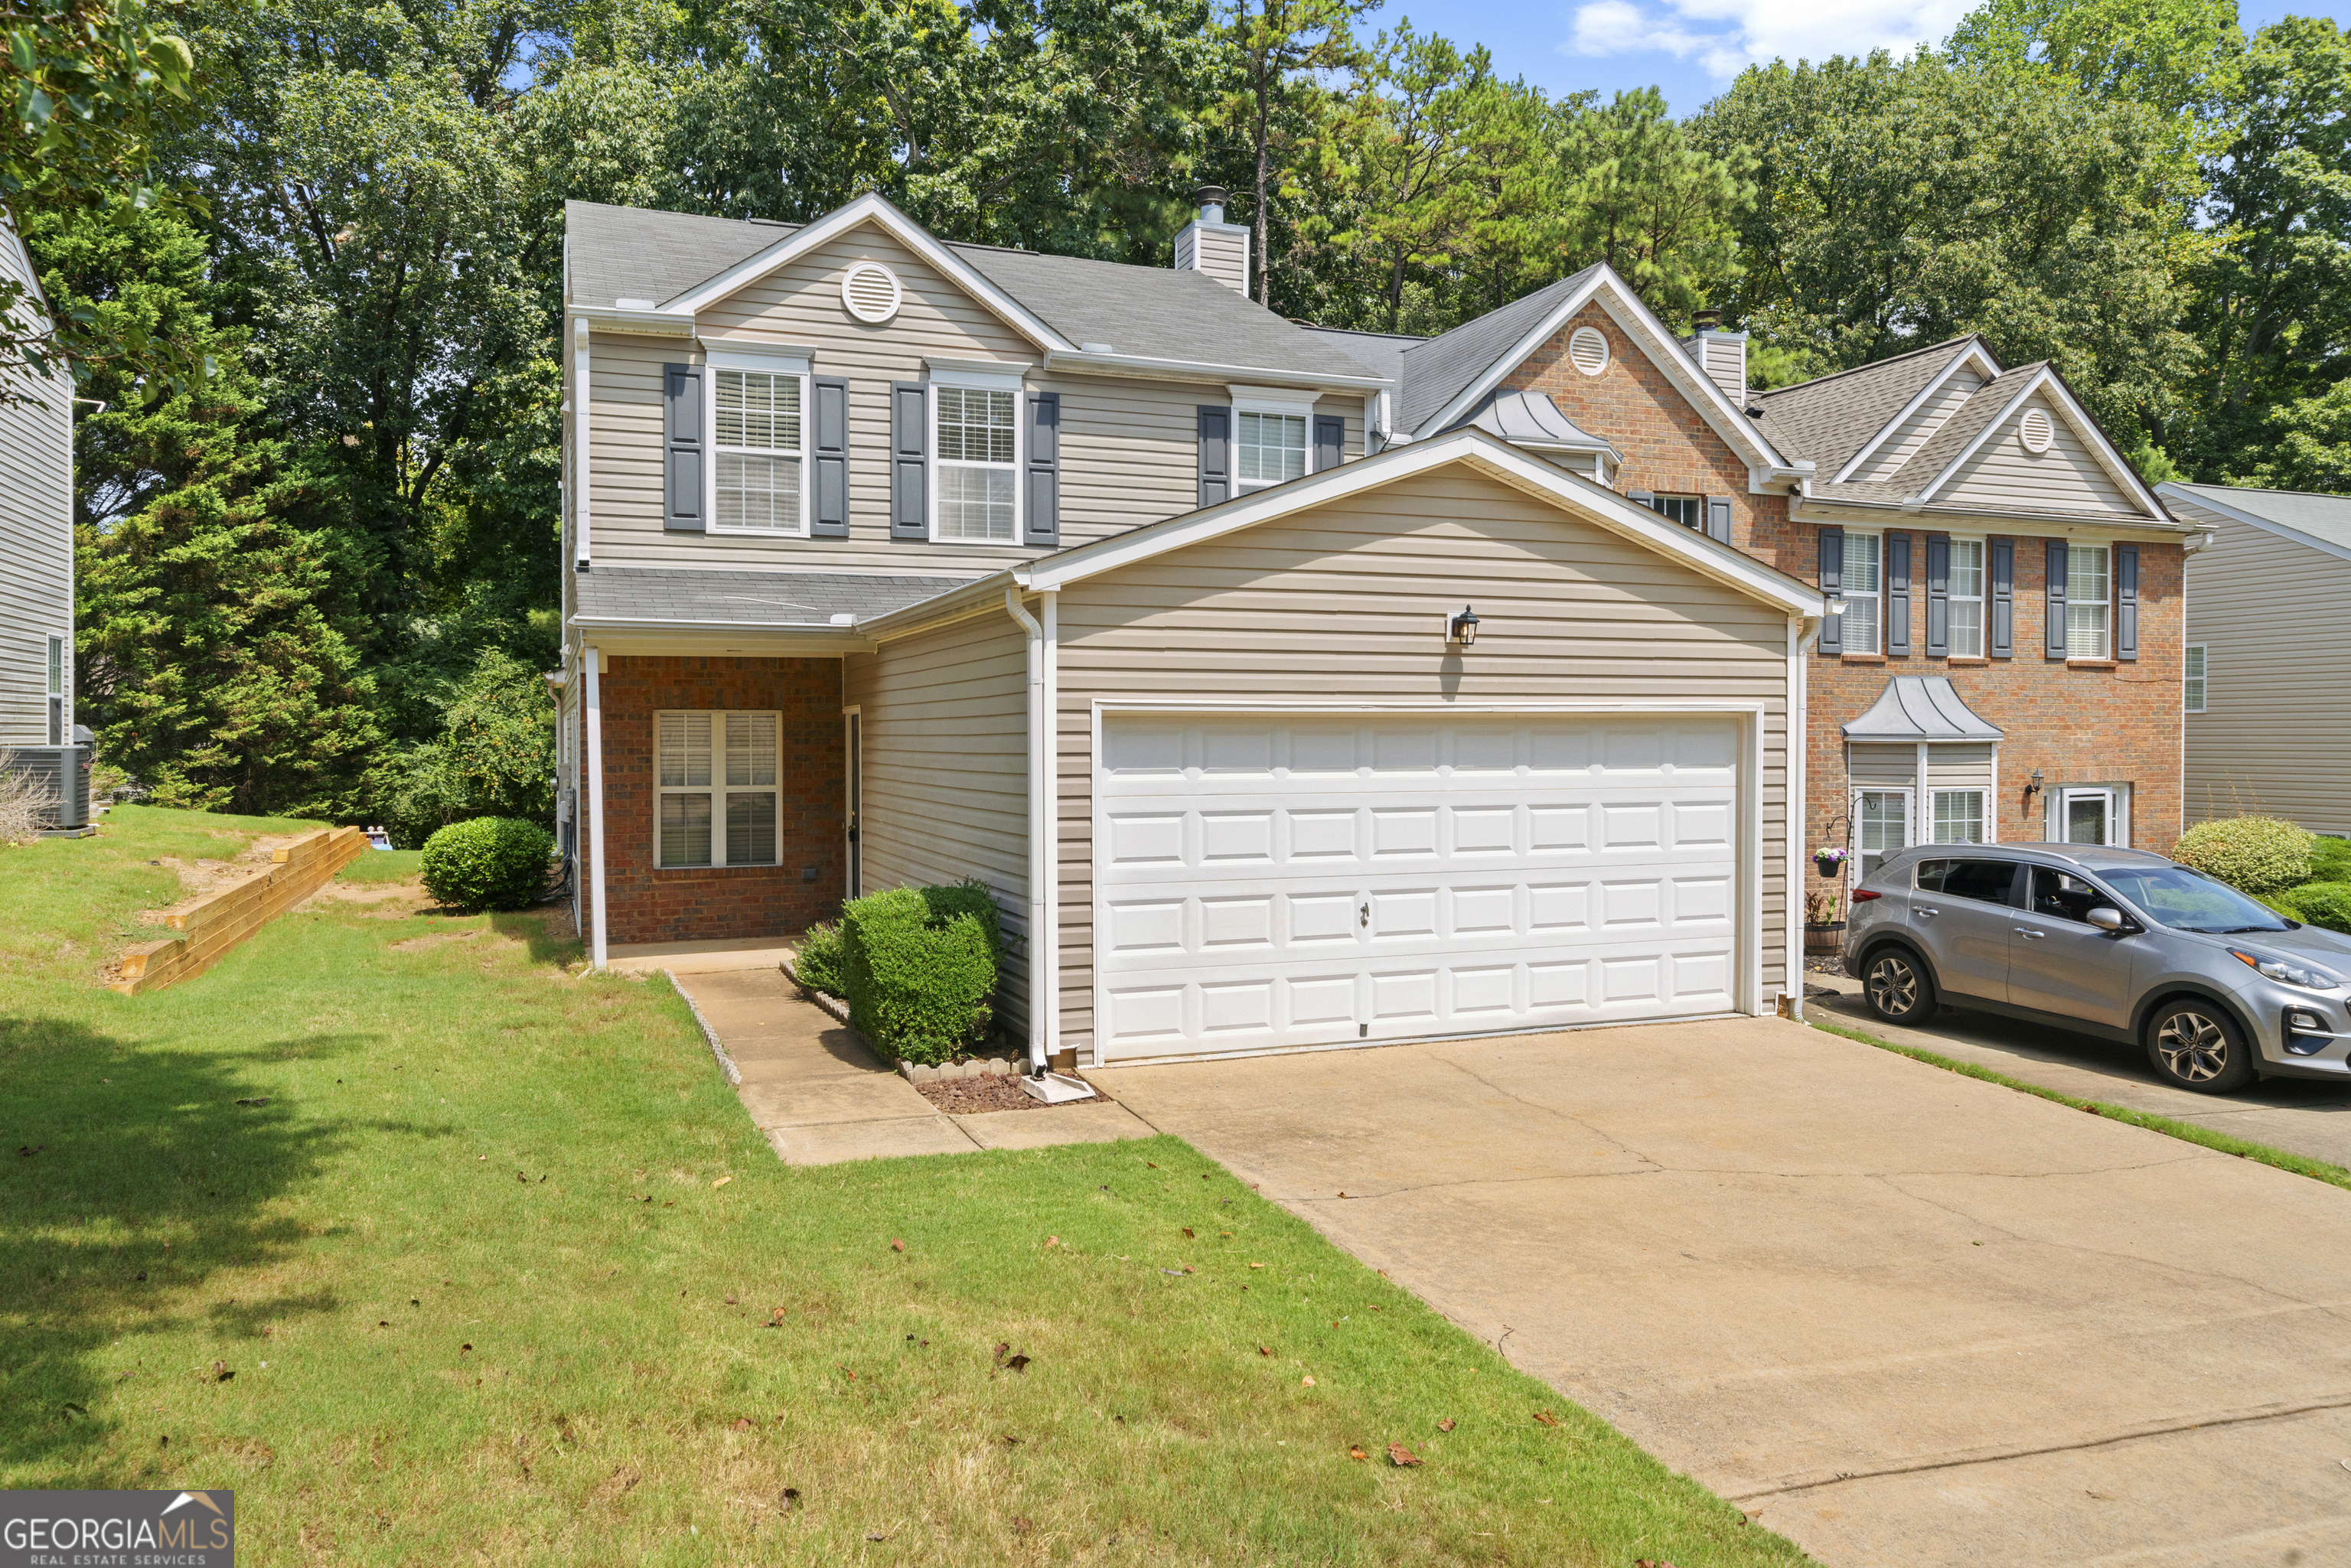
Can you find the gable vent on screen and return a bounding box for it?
[2019,407,2053,455]
[841,261,902,324]
[1567,326,1609,377]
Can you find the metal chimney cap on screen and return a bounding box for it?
[1691,307,1723,332]
[1193,184,1229,207]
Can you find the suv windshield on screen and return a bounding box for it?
[2095,865,2293,934]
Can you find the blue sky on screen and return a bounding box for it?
[1372,0,2348,116]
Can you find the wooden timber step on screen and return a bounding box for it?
[113,826,370,995]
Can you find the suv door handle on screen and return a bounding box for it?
[2014,927,2044,939]
[1916,906,1940,918]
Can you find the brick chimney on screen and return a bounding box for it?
[1175,185,1251,295]
[1684,308,1749,406]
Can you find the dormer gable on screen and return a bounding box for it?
[1839,338,2003,484]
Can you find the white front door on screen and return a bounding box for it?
[2057,787,2121,846]
[1094,712,1744,1062]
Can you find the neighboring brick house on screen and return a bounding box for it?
[556,184,2181,1068]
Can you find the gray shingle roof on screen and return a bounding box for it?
[1394,266,1603,433]
[572,567,971,628]
[2159,483,2351,553]
[1752,337,1981,476]
[1303,325,1424,383]
[566,200,1376,384]
[1843,676,2004,741]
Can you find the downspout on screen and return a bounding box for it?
[1041,590,1061,1067]
[1003,588,1049,1075]
[573,318,592,569]
[585,644,608,970]
[1785,611,1824,1020]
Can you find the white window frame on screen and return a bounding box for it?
[1851,785,1912,886]
[2051,784,2128,847]
[1228,385,1317,492]
[654,709,784,870]
[2066,542,2111,660]
[928,363,1026,543]
[2184,644,2206,712]
[46,633,65,744]
[1844,531,1883,655]
[1931,788,1986,844]
[705,345,813,539]
[1946,535,1985,657]
[1647,493,1704,530]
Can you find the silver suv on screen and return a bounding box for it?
[1843,843,2351,1094]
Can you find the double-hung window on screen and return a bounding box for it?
[1947,538,1985,657]
[2184,644,2206,712]
[1932,789,1985,844]
[2067,543,2110,657]
[711,360,808,535]
[1237,412,1306,486]
[656,712,781,869]
[45,634,64,744]
[1843,533,1883,655]
[935,385,1019,540]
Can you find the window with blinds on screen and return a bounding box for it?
[936,386,1017,540]
[714,369,804,533]
[1237,411,1306,486]
[2067,544,2110,658]
[657,711,781,868]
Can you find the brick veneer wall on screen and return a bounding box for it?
[586,656,845,946]
[1506,309,2186,864]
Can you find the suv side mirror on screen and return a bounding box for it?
[2086,906,2128,933]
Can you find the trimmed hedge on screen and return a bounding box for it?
[840,880,1003,1064]
[419,817,555,911]
[794,920,847,998]
[2170,816,2314,895]
[2278,881,2351,936]
[2312,835,2351,884]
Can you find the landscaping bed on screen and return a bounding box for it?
[0,806,1804,1566]
[915,1072,1114,1116]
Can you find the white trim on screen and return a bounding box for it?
[925,356,1033,386]
[704,342,814,375]
[1785,616,1808,1019]
[706,363,812,538]
[1228,384,1320,419]
[2063,540,2112,660]
[1042,591,1061,1065]
[1945,533,1987,658]
[2050,784,2129,847]
[572,305,696,336]
[1909,368,2168,517]
[928,375,1024,544]
[1850,784,1914,890]
[1085,698,1775,1064]
[1410,265,1803,478]
[1929,786,1990,846]
[1232,403,1312,492]
[1833,340,2003,484]
[999,426,1824,621]
[1842,530,1884,656]
[1039,346,1386,394]
[2184,643,2207,714]
[840,259,902,324]
[666,192,1077,352]
[585,646,608,970]
[1004,589,1050,1074]
[651,709,787,869]
[2157,484,2351,567]
[573,318,591,568]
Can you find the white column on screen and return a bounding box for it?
[585,644,608,970]
[1004,588,1048,1073]
[1042,591,1061,1065]
[1785,614,1812,1021]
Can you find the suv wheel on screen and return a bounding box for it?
[1863,947,1936,1025]
[2144,1001,2257,1094]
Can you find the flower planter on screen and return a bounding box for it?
[1803,920,1847,954]
[1815,852,1847,879]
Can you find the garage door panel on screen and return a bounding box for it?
[1097,714,1743,1060]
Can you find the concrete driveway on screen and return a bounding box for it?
[1093,1017,2351,1567]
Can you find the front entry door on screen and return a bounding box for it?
[845,711,862,898]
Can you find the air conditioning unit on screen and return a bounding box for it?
[6,740,91,830]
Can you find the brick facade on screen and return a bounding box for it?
[586,656,846,946]
[1510,309,2186,865]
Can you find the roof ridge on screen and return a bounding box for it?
[2169,481,2351,500]
[1303,324,1432,344]
[1756,334,1984,402]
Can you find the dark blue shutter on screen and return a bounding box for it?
[1025,391,1059,546]
[1704,494,1733,543]
[1925,533,1950,656]
[664,363,704,532]
[1313,412,1343,473]
[1990,537,2014,658]
[1886,532,1912,655]
[890,382,928,540]
[2116,543,2138,660]
[1197,406,1233,506]
[1625,487,1655,510]
[2046,539,2069,659]
[1818,526,1844,656]
[810,377,849,537]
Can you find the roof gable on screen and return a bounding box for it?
[2159,482,2351,562]
[1753,337,1984,478]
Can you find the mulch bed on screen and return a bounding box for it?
[915,1073,1112,1116]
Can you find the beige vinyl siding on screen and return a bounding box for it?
[1312,394,1364,462]
[1051,465,1792,1062]
[1847,745,1916,789]
[1939,393,2138,517]
[1927,743,1995,790]
[2185,513,2351,833]
[843,608,1034,1031]
[0,220,71,745]
[1176,225,1247,292]
[1852,369,1981,482]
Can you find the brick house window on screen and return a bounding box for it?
[1645,493,1704,529]
[1948,538,1985,657]
[657,711,781,869]
[1843,533,1883,655]
[2184,644,2206,712]
[2066,544,2110,657]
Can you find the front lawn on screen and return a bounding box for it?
[0,806,1805,1566]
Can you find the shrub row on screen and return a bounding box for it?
[797,880,1003,1066]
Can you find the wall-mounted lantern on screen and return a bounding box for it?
[1446,605,1480,647]
[2024,768,2045,801]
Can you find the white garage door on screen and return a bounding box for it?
[1094,712,1743,1062]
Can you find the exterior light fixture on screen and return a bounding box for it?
[1446,605,1480,647]
[2025,768,2045,800]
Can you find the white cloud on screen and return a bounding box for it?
[1562,0,1975,80]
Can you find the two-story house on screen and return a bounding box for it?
[556,187,2188,1072]
[0,212,73,757]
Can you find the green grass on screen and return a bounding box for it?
[1810,1017,2351,1195]
[0,807,1804,1566]
[334,847,423,884]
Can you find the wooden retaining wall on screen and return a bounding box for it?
[113,826,370,995]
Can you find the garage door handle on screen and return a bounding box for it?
[1359,901,1369,927]
[2014,928,2044,940]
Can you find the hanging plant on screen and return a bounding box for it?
[1813,845,1848,879]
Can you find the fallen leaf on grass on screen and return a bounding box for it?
[1257,1346,1272,1356]
[1532,1410,1559,1426]
[1248,1262,1265,1270]
[1182,1227,1194,1239]
[724,1295,738,1306]
[234,1097,270,1107]
[778,1488,800,1511]
[212,1362,233,1382]
[1012,1517,1033,1534]
[711,1176,732,1189]
[1301,1376,1316,1387]
[1634,1560,1678,1567]
[730,1417,753,1431]
[1437,1418,1456,1433]
[1348,1446,1368,1461]
[767,1308,786,1328]
[1044,1235,1059,1248]
[890,1239,905,1253]
[1004,1354,1030,1374]
[461,1344,473,1354]
[1387,1442,1422,1467]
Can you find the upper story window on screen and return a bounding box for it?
[1844,532,1883,655]
[1645,493,1703,529]
[935,386,1019,540]
[2066,543,2110,658]
[1238,412,1306,486]
[1948,537,1984,657]
[713,368,806,534]
[2185,644,2206,712]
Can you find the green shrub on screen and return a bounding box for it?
[2278,880,2351,935]
[2310,835,2351,884]
[794,920,848,998]
[2170,816,2314,895]
[840,880,1003,1064]
[419,816,554,911]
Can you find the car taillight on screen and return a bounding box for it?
[1851,888,1883,901]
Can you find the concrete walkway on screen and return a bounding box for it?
[1808,970,2351,1169]
[665,961,1153,1164]
[1094,1016,2351,1568]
